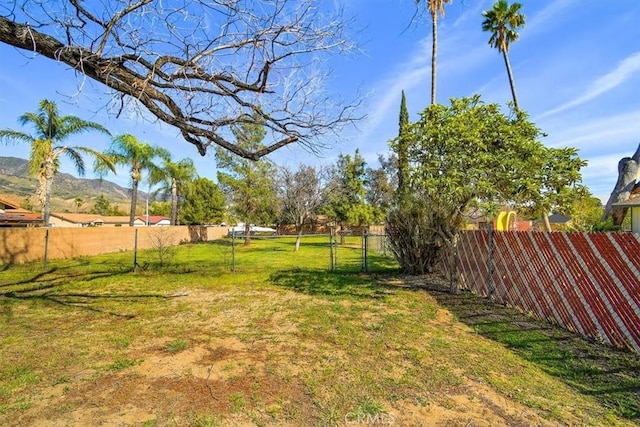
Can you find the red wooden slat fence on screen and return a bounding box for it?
[449,230,640,352]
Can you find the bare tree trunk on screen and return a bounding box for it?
[294,225,303,252]
[602,143,640,225]
[42,159,55,227]
[130,178,139,226]
[542,210,552,232]
[170,178,178,225]
[244,221,251,246]
[503,51,519,110]
[431,14,438,105]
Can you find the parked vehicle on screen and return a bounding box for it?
[227,223,277,237]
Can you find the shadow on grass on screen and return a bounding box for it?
[269,268,400,300]
[0,265,132,289]
[421,278,640,422]
[0,267,183,318]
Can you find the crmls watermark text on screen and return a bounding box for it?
[344,412,396,425]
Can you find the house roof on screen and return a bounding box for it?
[0,212,41,225]
[50,213,104,224]
[611,196,640,208]
[548,213,571,224]
[138,215,170,225]
[50,213,132,224]
[102,216,133,224]
[0,194,23,210]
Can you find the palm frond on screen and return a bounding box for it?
[18,112,48,138]
[81,148,117,175]
[93,152,119,179]
[0,129,34,144]
[39,99,60,140]
[57,117,111,141]
[64,147,87,176]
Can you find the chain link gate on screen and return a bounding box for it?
[329,228,393,272]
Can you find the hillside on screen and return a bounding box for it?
[0,156,141,212]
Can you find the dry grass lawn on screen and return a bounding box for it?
[0,237,638,426]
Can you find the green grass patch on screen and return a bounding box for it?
[106,357,138,372]
[165,339,188,352]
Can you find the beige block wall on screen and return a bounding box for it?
[0,226,229,265]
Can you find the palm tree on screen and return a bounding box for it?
[482,0,526,110]
[149,156,197,225]
[99,134,168,226]
[74,197,84,213]
[0,99,113,226]
[417,0,452,105]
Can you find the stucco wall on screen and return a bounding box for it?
[0,225,229,264]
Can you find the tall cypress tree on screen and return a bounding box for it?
[397,90,410,199]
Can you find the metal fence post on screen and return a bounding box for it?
[43,229,49,271]
[487,226,495,298]
[231,230,236,273]
[133,228,139,272]
[329,228,335,272]
[362,230,368,272]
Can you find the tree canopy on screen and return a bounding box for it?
[181,178,225,226]
[217,119,278,245]
[323,149,374,228]
[387,96,585,281]
[100,134,169,225]
[0,0,361,160]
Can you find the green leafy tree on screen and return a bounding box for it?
[560,188,604,232]
[397,90,410,199]
[98,134,169,226]
[181,178,225,225]
[74,197,84,213]
[149,156,197,225]
[482,0,526,110]
[21,197,34,212]
[537,148,587,231]
[90,194,123,216]
[387,96,585,288]
[365,156,395,224]
[0,99,114,226]
[324,149,374,236]
[216,119,277,246]
[149,201,171,217]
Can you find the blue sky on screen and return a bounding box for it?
[1,0,639,203]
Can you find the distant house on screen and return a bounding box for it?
[104,216,145,227]
[612,197,640,233]
[0,194,42,227]
[49,213,144,227]
[548,213,571,231]
[138,215,171,226]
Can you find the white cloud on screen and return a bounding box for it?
[537,51,640,119]
[542,110,640,151]
[523,0,577,37]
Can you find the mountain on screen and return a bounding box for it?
[0,156,143,212]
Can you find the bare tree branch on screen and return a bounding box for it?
[0,0,362,160]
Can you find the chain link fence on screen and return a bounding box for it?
[228,230,394,273]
